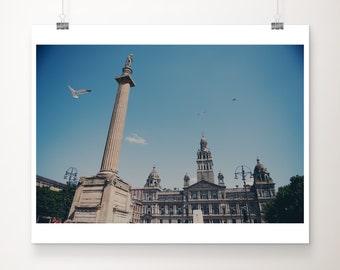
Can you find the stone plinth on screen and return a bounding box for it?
[66,174,131,223]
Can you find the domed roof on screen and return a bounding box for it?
[148,166,160,180]
[254,158,267,173]
[145,167,162,188]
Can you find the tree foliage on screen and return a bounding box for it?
[264,175,304,223]
[36,185,76,223]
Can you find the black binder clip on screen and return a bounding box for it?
[271,21,284,30]
[57,22,69,30]
[56,14,69,30]
[56,0,69,30]
[272,0,283,30]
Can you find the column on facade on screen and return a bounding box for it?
[236,204,240,215]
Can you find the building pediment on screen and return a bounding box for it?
[185,180,225,191]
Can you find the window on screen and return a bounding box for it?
[202,205,209,215]
[160,206,165,215]
[263,190,270,197]
[239,193,246,199]
[250,204,257,214]
[191,193,197,199]
[230,204,236,214]
[201,193,208,199]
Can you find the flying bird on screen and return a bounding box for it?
[68,85,92,99]
[197,111,207,117]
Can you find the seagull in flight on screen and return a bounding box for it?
[197,111,207,117]
[68,85,92,99]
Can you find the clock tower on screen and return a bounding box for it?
[196,134,215,183]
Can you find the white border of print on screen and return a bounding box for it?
[31,25,309,244]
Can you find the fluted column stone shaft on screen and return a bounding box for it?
[99,60,135,175]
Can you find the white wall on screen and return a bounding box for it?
[1,0,339,269]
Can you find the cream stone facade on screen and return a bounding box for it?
[132,135,276,224]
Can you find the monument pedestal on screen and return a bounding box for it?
[66,173,131,223]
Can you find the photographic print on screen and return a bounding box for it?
[32,25,309,243]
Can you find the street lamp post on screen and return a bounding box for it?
[64,167,78,186]
[62,167,78,222]
[234,165,253,223]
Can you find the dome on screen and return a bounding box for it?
[145,166,161,188]
[254,158,266,172]
[253,158,272,183]
[148,167,160,180]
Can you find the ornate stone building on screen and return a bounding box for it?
[132,135,276,223]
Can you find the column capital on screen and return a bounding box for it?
[115,73,136,87]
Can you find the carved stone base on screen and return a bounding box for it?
[66,173,131,223]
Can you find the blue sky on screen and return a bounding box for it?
[36,44,304,190]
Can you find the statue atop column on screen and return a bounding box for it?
[125,54,133,68]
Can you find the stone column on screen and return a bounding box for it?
[99,55,136,175]
[66,55,134,224]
